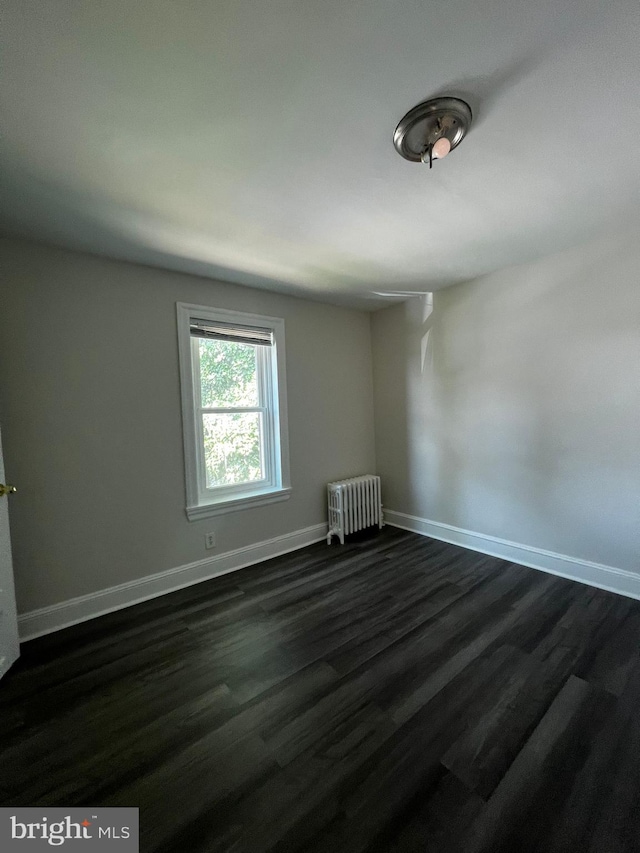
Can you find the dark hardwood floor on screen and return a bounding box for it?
[2,527,640,852]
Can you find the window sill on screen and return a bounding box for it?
[186,487,291,521]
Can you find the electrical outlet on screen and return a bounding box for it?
[205,532,216,549]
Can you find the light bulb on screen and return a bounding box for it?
[432,137,451,159]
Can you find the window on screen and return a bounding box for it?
[177,303,290,520]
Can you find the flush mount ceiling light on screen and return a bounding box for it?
[393,97,472,168]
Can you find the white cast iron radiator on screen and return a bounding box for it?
[327,475,384,545]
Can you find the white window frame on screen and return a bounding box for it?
[177,303,291,520]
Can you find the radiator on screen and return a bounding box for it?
[327,475,384,545]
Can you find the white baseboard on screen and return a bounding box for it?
[18,523,327,642]
[385,510,640,601]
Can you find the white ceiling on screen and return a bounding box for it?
[2,0,639,309]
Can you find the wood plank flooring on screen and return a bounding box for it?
[1,527,640,851]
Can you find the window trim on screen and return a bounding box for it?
[177,303,291,520]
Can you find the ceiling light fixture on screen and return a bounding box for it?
[394,97,472,168]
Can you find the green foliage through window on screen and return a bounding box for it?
[198,339,264,487]
[199,339,258,408]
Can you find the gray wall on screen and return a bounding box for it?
[372,230,640,573]
[0,238,376,613]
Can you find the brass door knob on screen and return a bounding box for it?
[0,484,16,497]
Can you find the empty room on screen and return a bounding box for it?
[1,1,639,851]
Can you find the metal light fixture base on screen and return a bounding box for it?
[393,97,472,163]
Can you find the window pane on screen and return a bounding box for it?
[202,412,264,488]
[199,339,259,408]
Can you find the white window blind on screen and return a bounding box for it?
[189,320,273,347]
